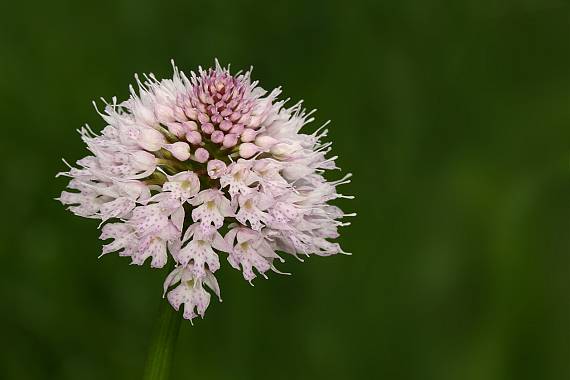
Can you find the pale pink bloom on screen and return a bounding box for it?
[129,200,180,237]
[225,227,283,283]
[252,159,290,196]
[161,171,200,202]
[177,239,220,278]
[163,266,220,323]
[235,193,273,231]
[185,130,202,145]
[182,60,282,148]
[238,142,260,159]
[176,223,230,278]
[266,201,301,228]
[99,220,177,268]
[58,60,353,323]
[192,147,209,163]
[59,186,106,218]
[190,189,234,231]
[219,161,258,198]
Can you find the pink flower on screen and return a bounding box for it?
[224,227,284,283]
[163,266,221,323]
[190,189,234,232]
[58,60,353,323]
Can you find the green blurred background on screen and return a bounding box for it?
[1,0,569,379]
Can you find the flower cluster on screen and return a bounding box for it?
[58,61,353,323]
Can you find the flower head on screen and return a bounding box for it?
[58,60,353,323]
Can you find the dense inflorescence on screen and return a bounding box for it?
[58,61,353,322]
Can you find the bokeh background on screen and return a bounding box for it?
[1,0,569,379]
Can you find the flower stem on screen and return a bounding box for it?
[142,296,182,380]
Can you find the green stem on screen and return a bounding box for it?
[142,296,182,380]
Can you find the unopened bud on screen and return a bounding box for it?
[211,114,222,124]
[184,106,198,120]
[131,151,157,171]
[155,103,175,122]
[165,122,185,138]
[222,133,238,148]
[249,115,262,129]
[193,147,210,163]
[198,113,210,124]
[219,120,233,131]
[211,130,225,144]
[270,142,297,157]
[240,128,257,142]
[230,112,241,122]
[255,135,278,149]
[186,130,202,145]
[230,124,244,135]
[201,123,214,134]
[139,128,166,152]
[239,143,260,159]
[182,120,198,131]
[166,142,191,161]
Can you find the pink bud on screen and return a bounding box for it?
[222,133,238,148]
[219,119,233,131]
[230,112,241,122]
[238,114,251,125]
[239,143,260,159]
[207,159,227,179]
[131,151,156,171]
[139,128,166,151]
[184,106,198,120]
[193,147,210,163]
[211,130,225,144]
[182,120,198,131]
[201,123,214,134]
[230,124,244,135]
[155,104,175,122]
[186,130,202,145]
[173,106,186,122]
[166,142,191,161]
[198,113,210,124]
[240,128,257,142]
[249,115,262,129]
[212,114,223,124]
[196,102,206,113]
[255,135,278,149]
[165,122,185,138]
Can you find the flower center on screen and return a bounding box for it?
[182,68,263,149]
